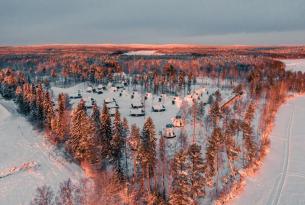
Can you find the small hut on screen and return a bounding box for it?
[152,104,166,112]
[163,124,176,138]
[172,115,185,127]
[104,98,116,104]
[86,86,93,93]
[131,102,144,109]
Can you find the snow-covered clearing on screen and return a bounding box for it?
[123,50,164,56]
[231,59,305,205]
[0,100,83,205]
[281,59,305,72]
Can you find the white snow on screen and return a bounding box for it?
[0,100,83,205]
[231,59,305,205]
[123,50,164,56]
[281,59,305,72]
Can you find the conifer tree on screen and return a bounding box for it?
[122,117,130,180]
[42,92,54,130]
[67,100,97,163]
[169,150,193,205]
[159,136,166,198]
[129,124,141,181]
[187,143,207,202]
[209,101,221,127]
[224,119,240,173]
[111,109,125,179]
[206,127,223,192]
[242,101,257,167]
[100,102,112,158]
[138,117,157,191]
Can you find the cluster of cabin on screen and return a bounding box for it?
[65,81,239,140]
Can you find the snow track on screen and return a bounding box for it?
[231,59,305,205]
[270,102,294,205]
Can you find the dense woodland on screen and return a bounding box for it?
[1,48,305,205]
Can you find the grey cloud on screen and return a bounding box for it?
[0,0,305,45]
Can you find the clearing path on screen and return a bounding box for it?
[0,99,83,205]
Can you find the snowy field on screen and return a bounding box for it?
[231,59,305,205]
[281,59,305,72]
[123,50,164,56]
[0,99,83,205]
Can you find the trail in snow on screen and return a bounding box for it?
[231,59,305,205]
[270,102,294,205]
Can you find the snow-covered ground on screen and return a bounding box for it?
[123,50,164,56]
[231,59,305,205]
[0,100,83,205]
[281,59,305,72]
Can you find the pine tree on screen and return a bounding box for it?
[169,150,193,205]
[91,103,101,130]
[209,100,221,127]
[100,103,112,158]
[187,143,207,202]
[224,119,240,173]
[129,124,141,181]
[138,117,157,191]
[122,117,130,180]
[205,127,223,192]
[159,136,166,199]
[242,102,257,167]
[42,92,54,130]
[51,93,68,142]
[110,109,125,179]
[67,100,98,163]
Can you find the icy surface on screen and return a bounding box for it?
[231,60,305,205]
[0,100,83,205]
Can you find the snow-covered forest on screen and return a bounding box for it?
[1,46,305,205]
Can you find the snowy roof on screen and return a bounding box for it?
[97,84,105,89]
[131,101,143,107]
[105,97,115,103]
[152,104,165,110]
[86,87,93,91]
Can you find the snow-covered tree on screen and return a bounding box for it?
[100,103,112,158]
[67,100,98,163]
[169,150,193,205]
[187,143,207,202]
[110,109,125,180]
[138,117,157,191]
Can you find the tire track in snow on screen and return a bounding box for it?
[269,102,295,205]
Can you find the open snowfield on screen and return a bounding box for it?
[231,59,305,205]
[123,50,164,56]
[281,59,305,72]
[0,99,83,205]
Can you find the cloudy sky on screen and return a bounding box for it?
[1,0,305,45]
